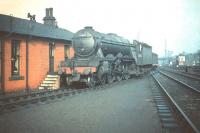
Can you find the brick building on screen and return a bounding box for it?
[0,9,74,93]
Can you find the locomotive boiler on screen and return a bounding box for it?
[59,26,152,87]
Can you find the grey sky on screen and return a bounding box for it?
[1,0,200,57]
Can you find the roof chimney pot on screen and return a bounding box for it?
[43,8,57,27]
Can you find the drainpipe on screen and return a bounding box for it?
[0,39,6,94]
[0,40,3,94]
[26,18,34,91]
[26,16,35,91]
[26,37,29,91]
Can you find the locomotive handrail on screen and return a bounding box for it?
[101,40,136,48]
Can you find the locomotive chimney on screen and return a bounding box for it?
[84,26,93,30]
[43,8,57,28]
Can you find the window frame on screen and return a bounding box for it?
[11,40,20,76]
[64,45,70,61]
[49,42,55,58]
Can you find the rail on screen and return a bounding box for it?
[152,72,200,133]
[158,70,200,93]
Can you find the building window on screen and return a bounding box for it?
[64,45,70,61]
[49,42,55,57]
[11,40,20,76]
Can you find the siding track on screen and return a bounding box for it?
[152,70,200,133]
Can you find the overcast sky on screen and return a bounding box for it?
[1,0,200,57]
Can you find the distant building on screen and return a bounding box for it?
[177,54,186,66]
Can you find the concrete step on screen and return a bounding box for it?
[45,77,57,81]
[38,74,60,90]
[40,83,54,87]
[39,86,54,90]
[47,75,59,78]
[38,86,44,90]
[43,80,55,84]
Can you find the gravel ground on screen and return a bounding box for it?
[0,77,162,133]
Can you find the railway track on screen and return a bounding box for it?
[0,78,130,114]
[161,67,200,79]
[152,70,200,133]
[159,68,200,92]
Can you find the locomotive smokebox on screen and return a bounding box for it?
[73,27,97,57]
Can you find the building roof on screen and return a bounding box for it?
[0,14,73,41]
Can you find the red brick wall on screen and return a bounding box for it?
[3,37,26,92]
[69,47,75,58]
[28,40,70,89]
[1,33,71,92]
[54,42,64,72]
[28,39,49,89]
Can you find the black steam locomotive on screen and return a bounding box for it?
[59,26,156,87]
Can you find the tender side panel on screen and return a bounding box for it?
[136,42,153,66]
[152,53,158,65]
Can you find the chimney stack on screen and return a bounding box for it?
[50,8,53,17]
[46,8,49,17]
[43,8,57,27]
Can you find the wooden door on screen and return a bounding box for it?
[49,42,55,73]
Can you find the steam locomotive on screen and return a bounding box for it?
[59,26,157,87]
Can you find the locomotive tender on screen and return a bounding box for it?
[59,26,156,87]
